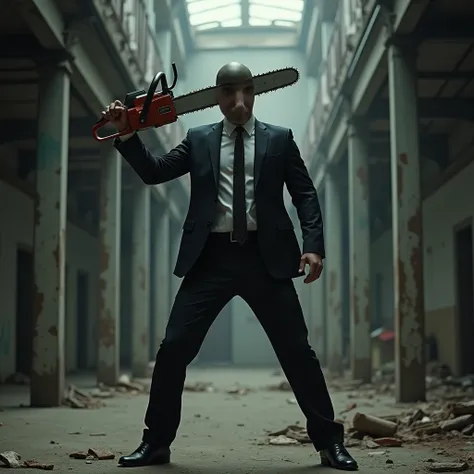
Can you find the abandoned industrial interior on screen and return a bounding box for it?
[0,0,474,472]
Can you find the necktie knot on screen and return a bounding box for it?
[235,126,244,136]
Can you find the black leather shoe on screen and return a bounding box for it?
[118,442,170,467]
[320,443,358,471]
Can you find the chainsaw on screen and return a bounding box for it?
[91,63,299,141]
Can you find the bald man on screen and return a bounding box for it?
[102,62,358,471]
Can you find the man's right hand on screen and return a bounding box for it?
[101,100,129,131]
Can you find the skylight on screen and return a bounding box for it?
[186,0,304,31]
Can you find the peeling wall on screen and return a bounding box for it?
[370,156,474,374]
[0,180,99,382]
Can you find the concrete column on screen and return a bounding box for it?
[324,170,344,375]
[388,43,425,402]
[348,120,372,382]
[31,59,70,407]
[97,149,122,386]
[152,205,170,353]
[156,30,172,77]
[131,184,151,377]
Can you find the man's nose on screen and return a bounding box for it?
[234,91,245,107]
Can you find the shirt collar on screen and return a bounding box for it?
[223,115,255,137]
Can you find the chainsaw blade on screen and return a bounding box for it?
[173,67,299,116]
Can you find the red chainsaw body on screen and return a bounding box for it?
[92,92,178,141]
[127,92,178,130]
[92,64,180,141]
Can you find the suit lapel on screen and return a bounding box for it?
[208,121,223,190]
[254,119,268,189]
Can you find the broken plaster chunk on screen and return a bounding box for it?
[87,448,115,460]
[373,437,403,447]
[0,451,21,467]
[428,461,470,472]
[451,401,474,417]
[440,415,474,432]
[69,451,88,459]
[462,424,474,436]
[269,435,299,445]
[352,413,397,438]
[23,460,54,470]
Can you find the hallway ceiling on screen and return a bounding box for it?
[183,0,307,48]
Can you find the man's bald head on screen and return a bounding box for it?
[215,62,255,125]
[216,62,253,86]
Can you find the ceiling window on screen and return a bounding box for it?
[186,0,304,31]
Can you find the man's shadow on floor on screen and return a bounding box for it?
[116,462,327,473]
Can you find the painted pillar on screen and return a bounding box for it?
[388,42,425,402]
[97,148,122,386]
[152,204,171,353]
[324,169,344,375]
[31,59,70,407]
[348,119,372,382]
[131,184,151,377]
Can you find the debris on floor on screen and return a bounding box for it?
[116,374,148,394]
[263,425,311,445]
[0,451,54,470]
[427,461,470,472]
[69,448,115,461]
[184,381,216,392]
[226,386,250,396]
[266,380,292,391]
[0,451,21,468]
[63,385,105,409]
[23,459,54,470]
[268,435,300,445]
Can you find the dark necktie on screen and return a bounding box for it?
[233,126,247,245]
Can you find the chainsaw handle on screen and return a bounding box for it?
[139,63,178,124]
[92,117,131,142]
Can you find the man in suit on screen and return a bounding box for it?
[102,62,358,471]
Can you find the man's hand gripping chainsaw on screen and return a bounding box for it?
[91,63,300,141]
[92,64,180,141]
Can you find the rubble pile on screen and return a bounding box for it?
[62,374,148,409]
[62,385,106,409]
[345,400,474,446]
[115,374,148,395]
[184,381,216,392]
[226,385,251,396]
[262,424,311,446]
[69,448,115,462]
[0,451,53,470]
[266,380,292,391]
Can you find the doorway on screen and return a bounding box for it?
[198,303,232,364]
[76,271,89,370]
[454,222,474,375]
[15,247,34,375]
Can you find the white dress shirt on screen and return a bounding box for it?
[119,115,258,232]
[211,115,257,233]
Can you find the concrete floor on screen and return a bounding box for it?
[1,367,473,472]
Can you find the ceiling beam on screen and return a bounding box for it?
[0,35,45,58]
[369,98,474,121]
[416,19,474,41]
